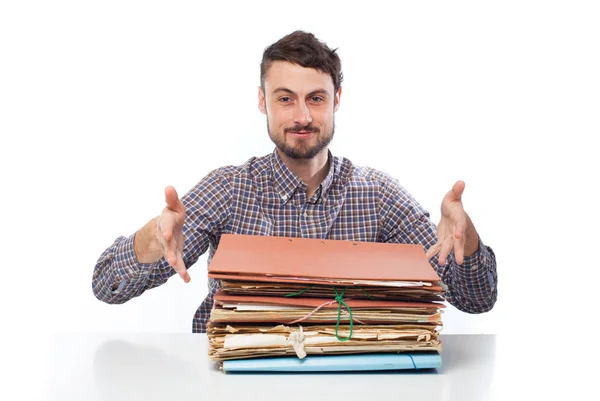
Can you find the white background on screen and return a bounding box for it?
[1,0,598,342]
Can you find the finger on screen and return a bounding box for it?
[157,215,178,265]
[159,212,177,242]
[438,235,454,266]
[172,232,185,268]
[176,231,185,255]
[425,242,442,260]
[155,218,168,253]
[165,234,178,267]
[164,186,185,214]
[174,249,190,283]
[452,213,467,240]
[454,234,466,265]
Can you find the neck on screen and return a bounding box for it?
[277,148,330,198]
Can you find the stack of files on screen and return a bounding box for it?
[206,234,445,372]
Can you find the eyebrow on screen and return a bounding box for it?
[272,87,331,97]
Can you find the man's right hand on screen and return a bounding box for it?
[134,186,190,283]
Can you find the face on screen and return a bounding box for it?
[258,61,341,160]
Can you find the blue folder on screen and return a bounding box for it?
[222,352,441,372]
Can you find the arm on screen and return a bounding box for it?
[378,179,497,313]
[92,170,231,304]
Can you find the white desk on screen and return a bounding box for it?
[12,333,593,401]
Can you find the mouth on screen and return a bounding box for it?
[288,130,316,137]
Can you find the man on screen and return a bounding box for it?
[93,31,497,333]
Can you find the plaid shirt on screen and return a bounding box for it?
[93,149,497,333]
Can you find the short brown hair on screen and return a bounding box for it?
[260,31,343,93]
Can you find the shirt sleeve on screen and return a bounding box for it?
[92,169,232,304]
[377,177,498,314]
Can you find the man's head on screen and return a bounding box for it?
[258,31,343,160]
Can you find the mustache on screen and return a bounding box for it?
[284,125,320,134]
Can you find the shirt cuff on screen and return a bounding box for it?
[459,237,488,269]
[455,237,496,290]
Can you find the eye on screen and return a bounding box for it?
[310,96,324,103]
[278,96,292,103]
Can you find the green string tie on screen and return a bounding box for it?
[284,285,315,297]
[333,288,353,341]
[284,286,356,341]
[359,287,377,300]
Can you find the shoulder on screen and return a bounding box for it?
[183,154,271,203]
[201,153,272,183]
[336,156,402,192]
[335,156,423,213]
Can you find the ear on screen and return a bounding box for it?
[258,86,266,115]
[334,86,342,112]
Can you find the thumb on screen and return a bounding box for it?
[164,186,185,214]
[450,180,465,202]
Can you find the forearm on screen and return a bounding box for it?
[92,234,174,304]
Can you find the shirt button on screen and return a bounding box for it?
[281,194,288,201]
[303,212,308,218]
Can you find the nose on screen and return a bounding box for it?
[293,102,313,126]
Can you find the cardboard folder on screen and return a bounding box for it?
[217,280,444,302]
[211,290,444,324]
[213,291,445,310]
[207,322,441,361]
[207,234,442,286]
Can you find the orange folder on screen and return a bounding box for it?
[207,234,441,284]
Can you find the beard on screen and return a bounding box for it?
[266,114,335,160]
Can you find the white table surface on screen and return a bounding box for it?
[4,332,594,401]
